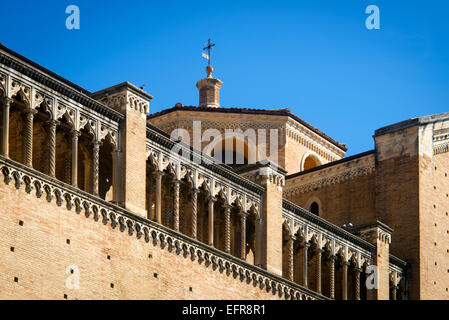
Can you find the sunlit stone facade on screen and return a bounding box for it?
[0,43,446,300]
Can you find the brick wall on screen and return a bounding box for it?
[419,151,449,299]
[0,180,295,300]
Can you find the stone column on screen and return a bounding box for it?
[173,179,180,231]
[46,120,58,177]
[92,140,102,196]
[355,267,361,300]
[208,197,215,246]
[239,211,247,260]
[224,205,231,253]
[23,109,37,167]
[198,200,204,242]
[111,150,121,204]
[65,154,71,185]
[155,171,163,223]
[286,235,295,281]
[342,261,348,300]
[302,243,309,288]
[316,248,322,294]
[191,188,198,239]
[1,97,11,157]
[329,256,335,299]
[391,285,398,300]
[71,130,80,187]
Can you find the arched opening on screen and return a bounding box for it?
[230,206,242,257]
[245,209,258,264]
[197,187,210,245]
[8,95,25,163]
[303,154,321,171]
[99,136,114,201]
[321,246,333,298]
[146,161,157,221]
[179,179,191,235]
[360,263,368,300]
[293,235,307,286]
[334,258,344,300]
[31,103,51,174]
[161,170,175,229]
[211,136,254,169]
[310,202,319,216]
[347,259,357,300]
[282,225,291,279]
[213,196,226,251]
[307,239,322,290]
[77,126,94,193]
[55,115,72,184]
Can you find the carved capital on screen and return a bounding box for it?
[1,96,12,108]
[70,129,81,141]
[45,119,59,131]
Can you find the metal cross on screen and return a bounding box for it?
[203,38,215,66]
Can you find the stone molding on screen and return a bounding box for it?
[284,153,375,197]
[152,118,285,136]
[434,142,449,155]
[0,155,326,301]
[389,255,408,288]
[286,120,345,161]
[96,90,150,116]
[0,52,123,122]
[353,221,393,245]
[240,166,286,188]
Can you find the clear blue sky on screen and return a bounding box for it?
[1,1,448,156]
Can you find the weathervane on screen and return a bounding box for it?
[202,38,215,66]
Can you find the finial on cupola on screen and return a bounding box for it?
[196,38,222,108]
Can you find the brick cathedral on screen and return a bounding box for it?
[0,42,447,300]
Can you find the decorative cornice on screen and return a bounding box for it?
[0,155,326,300]
[148,106,347,152]
[286,120,345,160]
[390,255,408,272]
[0,48,123,122]
[434,141,449,155]
[151,118,285,134]
[353,221,392,245]
[90,82,152,115]
[284,152,375,197]
[238,162,286,188]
